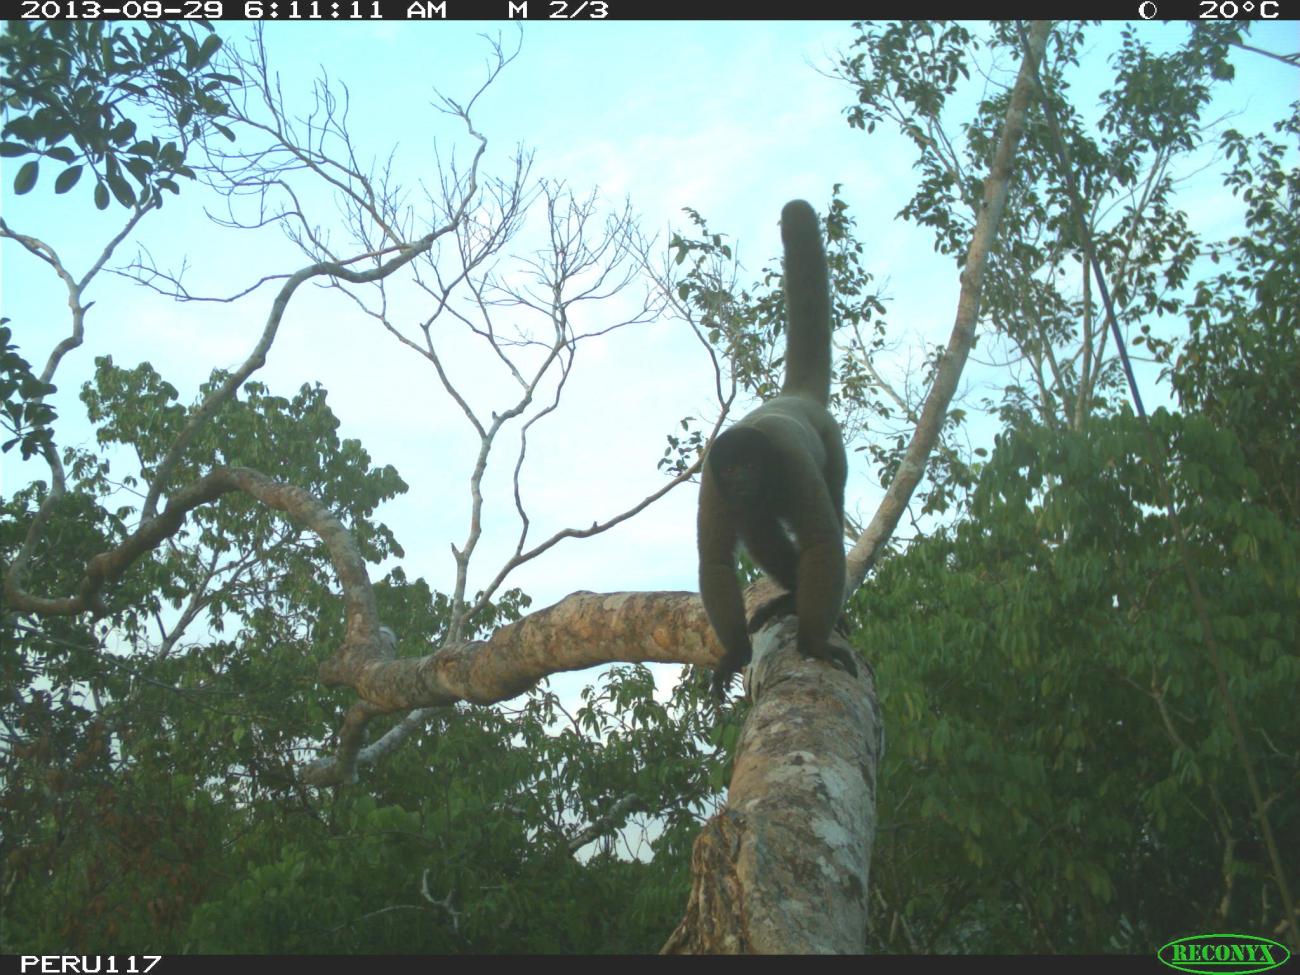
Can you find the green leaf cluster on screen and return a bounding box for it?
[1,21,239,208]
[0,321,58,459]
[858,401,1297,952]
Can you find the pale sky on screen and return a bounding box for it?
[3,21,1296,687]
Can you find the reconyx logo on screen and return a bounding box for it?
[1158,934,1291,975]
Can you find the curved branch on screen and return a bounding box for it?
[305,589,724,785]
[6,467,381,643]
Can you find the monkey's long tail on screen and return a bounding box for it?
[779,199,832,406]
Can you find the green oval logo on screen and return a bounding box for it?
[1158,934,1291,975]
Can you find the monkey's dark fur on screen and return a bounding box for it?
[698,199,859,700]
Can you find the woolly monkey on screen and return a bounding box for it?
[697,199,858,700]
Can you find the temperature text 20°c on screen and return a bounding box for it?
[1200,0,1280,16]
